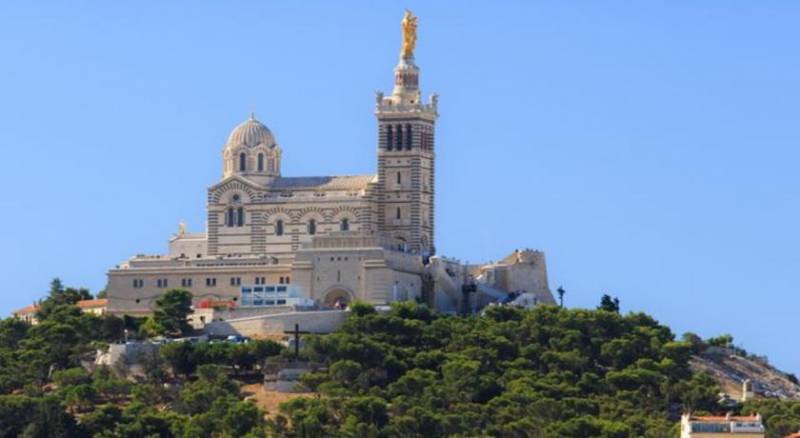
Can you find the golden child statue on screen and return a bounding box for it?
[401,10,418,58]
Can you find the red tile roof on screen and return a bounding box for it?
[76,299,107,309]
[689,415,760,422]
[13,304,39,315]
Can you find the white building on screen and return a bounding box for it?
[105,12,554,317]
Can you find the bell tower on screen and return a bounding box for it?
[376,11,438,255]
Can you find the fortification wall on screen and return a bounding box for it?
[205,310,348,337]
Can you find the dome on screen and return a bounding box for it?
[225,114,276,148]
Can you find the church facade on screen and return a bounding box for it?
[106,12,554,315]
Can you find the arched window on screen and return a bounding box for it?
[236,207,244,227]
[396,124,403,149]
[239,152,246,171]
[406,124,412,149]
[257,153,264,171]
[386,125,393,151]
[396,171,402,185]
[275,220,284,236]
[396,207,401,220]
[340,218,349,231]
[307,219,316,235]
[226,208,235,227]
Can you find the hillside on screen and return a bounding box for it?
[2,284,800,437]
[692,346,800,401]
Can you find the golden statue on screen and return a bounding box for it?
[401,10,418,58]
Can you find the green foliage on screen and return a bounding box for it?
[349,300,377,317]
[3,281,799,437]
[707,334,734,348]
[599,294,621,313]
[152,289,194,337]
[274,302,723,436]
[742,399,800,438]
[161,341,197,378]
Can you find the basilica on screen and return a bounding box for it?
[106,12,554,317]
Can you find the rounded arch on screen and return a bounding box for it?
[333,208,358,232]
[300,211,324,235]
[238,151,248,172]
[265,211,291,237]
[321,287,355,309]
[392,232,410,251]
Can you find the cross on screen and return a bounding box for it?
[283,323,310,360]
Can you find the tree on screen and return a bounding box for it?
[223,401,263,436]
[707,334,734,348]
[599,294,620,313]
[153,289,194,337]
[36,278,93,321]
[63,384,97,414]
[557,286,566,308]
[161,342,197,378]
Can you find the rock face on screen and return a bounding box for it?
[690,346,800,401]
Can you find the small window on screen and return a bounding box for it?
[307,219,316,235]
[239,152,246,171]
[206,278,217,287]
[275,220,284,236]
[396,207,401,220]
[405,124,412,149]
[237,207,244,227]
[340,218,349,231]
[230,277,241,286]
[396,172,402,185]
[257,153,264,171]
[386,125,393,151]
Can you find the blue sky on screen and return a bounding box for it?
[0,2,798,373]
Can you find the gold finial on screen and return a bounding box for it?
[401,10,418,58]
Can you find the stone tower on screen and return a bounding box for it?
[375,11,438,256]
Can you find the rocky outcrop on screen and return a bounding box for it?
[691,347,800,401]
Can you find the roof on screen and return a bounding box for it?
[267,175,376,191]
[225,115,276,149]
[13,304,38,315]
[688,415,761,422]
[76,299,108,309]
[13,298,107,315]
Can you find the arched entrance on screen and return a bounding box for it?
[322,288,354,309]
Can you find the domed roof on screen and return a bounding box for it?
[225,114,276,148]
